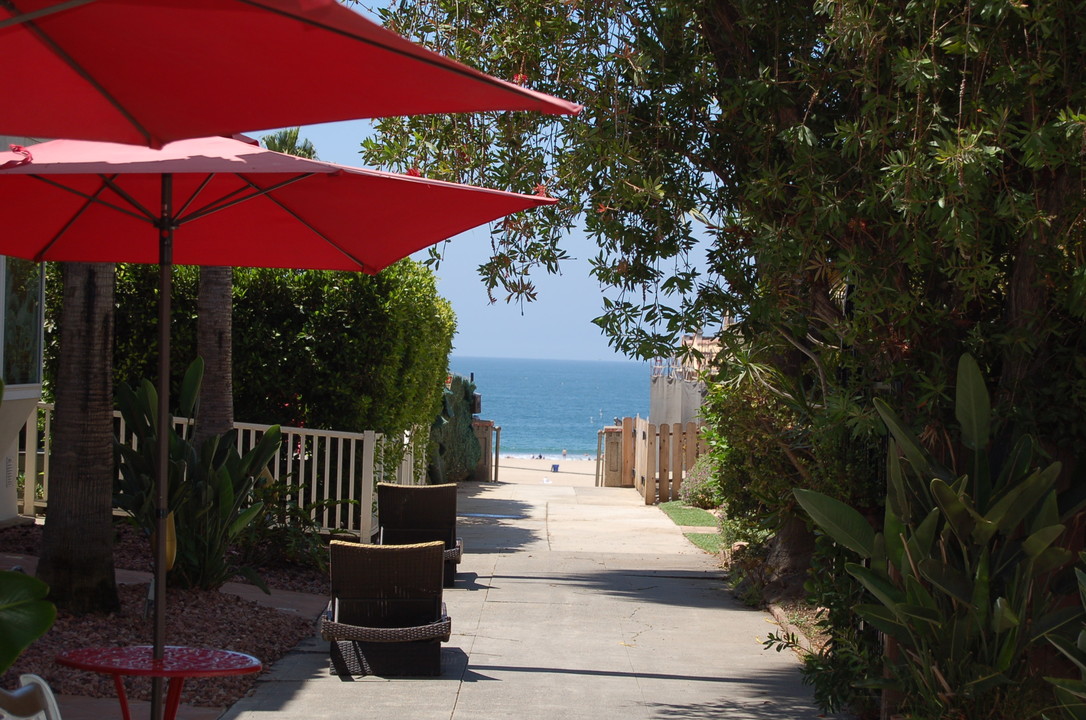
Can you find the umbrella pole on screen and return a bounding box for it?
[151,173,174,720]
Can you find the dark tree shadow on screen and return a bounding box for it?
[486,568,735,610]
[455,483,538,553]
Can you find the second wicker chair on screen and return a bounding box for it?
[376,482,463,587]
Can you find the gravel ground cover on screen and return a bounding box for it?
[0,521,328,707]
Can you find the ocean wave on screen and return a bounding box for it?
[501,452,598,461]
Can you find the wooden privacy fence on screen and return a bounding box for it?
[615,417,707,505]
[20,403,415,541]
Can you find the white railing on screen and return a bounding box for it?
[19,403,418,539]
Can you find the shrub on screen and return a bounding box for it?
[427,374,480,483]
[233,476,353,573]
[57,260,454,438]
[678,454,722,509]
[794,355,1084,719]
[114,359,280,591]
[766,533,882,718]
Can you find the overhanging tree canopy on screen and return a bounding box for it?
[364,0,1086,463]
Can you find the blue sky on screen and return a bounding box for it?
[265,120,627,362]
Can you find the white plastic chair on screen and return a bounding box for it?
[0,675,62,720]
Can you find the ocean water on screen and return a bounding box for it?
[448,356,649,459]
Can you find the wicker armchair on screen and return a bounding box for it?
[320,540,451,677]
[377,482,463,587]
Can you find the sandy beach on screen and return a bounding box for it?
[494,456,598,487]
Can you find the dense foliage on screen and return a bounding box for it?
[363,0,1086,474]
[428,374,482,483]
[228,262,454,435]
[45,260,455,437]
[363,1,1086,715]
[795,356,1084,718]
[677,454,722,509]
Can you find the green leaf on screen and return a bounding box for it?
[955,354,990,451]
[895,602,942,625]
[995,435,1034,491]
[847,562,904,609]
[228,502,264,539]
[985,463,1061,532]
[992,597,1020,633]
[872,530,887,568]
[1031,489,1061,535]
[139,379,159,433]
[1047,677,1086,700]
[178,357,204,420]
[875,398,933,478]
[965,665,1010,693]
[972,548,991,628]
[1022,524,1065,558]
[854,603,911,643]
[242,426,282,474]
[971,514,998,546]
[931,478,976,544]
[1048,633,1086,674]
[886,443,910,521]
[793,488,875,557]
[234,566,271,595]
[906,508,941,568]
[885,506,905,569]
[902,573,936,609]
[0,571,56,674]
[1049,683,1086,720]
[919,558,973,604]
[1030,606,1083,643]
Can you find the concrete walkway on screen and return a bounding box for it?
[221,471,829,720]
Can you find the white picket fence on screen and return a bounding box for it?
[20,403,417,541]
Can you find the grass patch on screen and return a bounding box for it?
[659,501,718,527]
[684,531,724,554]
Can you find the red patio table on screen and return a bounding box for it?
[56,645,261,720]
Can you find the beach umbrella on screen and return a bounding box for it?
[0,0,580,147]
[0,135,556,687]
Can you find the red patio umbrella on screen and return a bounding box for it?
[0,135,555,686]
[0,0,580,147]
[0,4,577,716]
[0,136,550,269]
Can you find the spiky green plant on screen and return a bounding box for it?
[795,355,1084,718]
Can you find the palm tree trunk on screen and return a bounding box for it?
[37,262,120,614]
[194,266,234,447]
[194,132,316,446]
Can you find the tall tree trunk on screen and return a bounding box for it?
[37,262,120,614]
[194,266,233,447]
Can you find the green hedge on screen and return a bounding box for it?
[44,260,455,439]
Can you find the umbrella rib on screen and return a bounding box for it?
[174,177,268,223]
[32,177,112,261]
[173,174,215,219]
[10,7,153,144]
[0,0,96,30]
[176,173,318,225]
[98,174,159,222]
[30,174,156,224]
[233,0,531,102]
[238,175,375,272]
